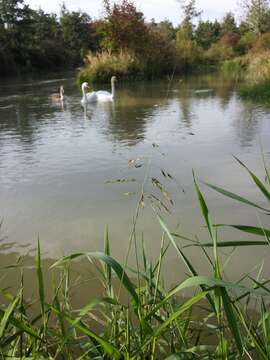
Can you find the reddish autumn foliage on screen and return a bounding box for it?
[100,0,149,55]
[219,32,240,47]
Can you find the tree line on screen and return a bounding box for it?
[1,0,270,77]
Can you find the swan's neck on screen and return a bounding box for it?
[111,79,116,99]
[82,87,87,102]
[60,87,64,101]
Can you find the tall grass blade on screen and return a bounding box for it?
[51,306,122,359]
[204,181,270,212]
[36,239,45,318]
[0,308,41,340]
[186,240,269,247]
[158,215,216,310]
[234,156,270,202]
[142,291,209,349]
[220,288,243,355]
[217,224,270,237]
[0,290,21,340]
[52,252,139,307]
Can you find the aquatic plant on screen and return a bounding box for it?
[0,154,270,358]
[239,51,270,100]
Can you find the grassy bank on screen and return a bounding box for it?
[78,51,143,84]
[0,155,270,359]
[238,51,270,101]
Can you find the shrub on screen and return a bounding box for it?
[240,80,270,100]
[205,42,235,63]
[220,56,248,75]
[246,50,270,83]
[239,51,270,100]
[252,32,270,52]
[237,31,257,54]
[219,31,240,48]
[176,28,203,70]
[77,50,142,83]
[143,27,177,77]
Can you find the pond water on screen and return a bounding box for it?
[0,72,270,285]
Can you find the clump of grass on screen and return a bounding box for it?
[77,50,142,84]
[220,56,247,78]
[0,153,270,358]
[239,51,270,101]
[246,51,270,84]
[240,80,270,101]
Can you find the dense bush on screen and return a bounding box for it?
[175,27,202,70]
[205,43,236,64]
[77,50,142,83]
[246,50,270,82]
[237,31,257,54]
[239,51,270,100]
[252,32,270,52]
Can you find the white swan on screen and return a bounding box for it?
[81,82,97,104]
[95,76,117,101]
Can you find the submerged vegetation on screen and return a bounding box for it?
[1,153,270,358]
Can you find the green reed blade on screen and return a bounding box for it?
[204,181,270,213]
[234,156,270,202]
[52,251,139,308]
[186,240,269,247]
[0,289,21,340]
[220,288,243,355]
[51,306,122,359]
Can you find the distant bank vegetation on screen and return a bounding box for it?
[1,0,270,98]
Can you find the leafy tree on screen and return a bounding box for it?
[241,0,270,35]
[60,5,93,63]
[0,0,27,26]
[176,26,202,69]
[100,0,148,55]
[220,12,238,34]
[195,20,221,49]
[158,19,176,40]
[179,0,202,39]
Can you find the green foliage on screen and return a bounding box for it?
[252,32,270,51]
[77,50,142,83]
[237,31,257,54]
[205,42,236,64]
[246,50,270,82]
[240,79,270,100]
[180,0,202,38]
[220,12,238,35]
[241,0,270,35]
[157,18,176,41]
[60,5,95,65]
[176,27,202,70]
[238,48,270,100]
[195,20,221,49]
[0,0,99,74]
[99,0,148,55]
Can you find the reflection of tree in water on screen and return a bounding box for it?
[231,102,268,147]
[178,96,194,128]
[175,72,236,114]
[0,92,66,153]
[172,73,235,130]
[85,85,168,146]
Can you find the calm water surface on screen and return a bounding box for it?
[0,73,270,283]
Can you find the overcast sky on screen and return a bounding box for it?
[24,0,239,24]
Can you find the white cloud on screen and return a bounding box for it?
[24,0,239,24]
